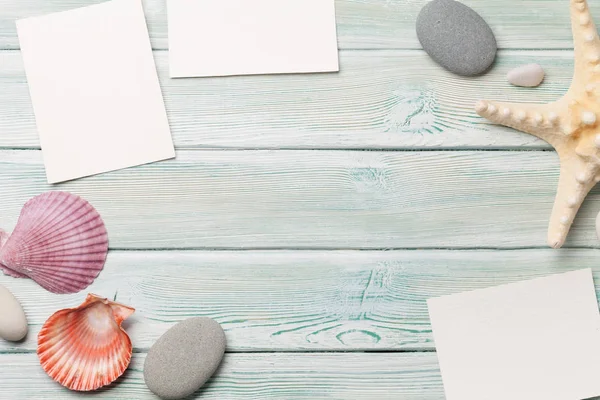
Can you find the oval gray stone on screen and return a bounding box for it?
[416,0,497,76]
[0,284,27,342]
[144,317,226,399]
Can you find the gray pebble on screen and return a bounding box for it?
[0,284,27,342]
[144,317,226,399]
[416,0,497,76]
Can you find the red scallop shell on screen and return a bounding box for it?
[38,294,135,391]
[0,191,108,294]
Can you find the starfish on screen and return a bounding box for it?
[476,0,600,249]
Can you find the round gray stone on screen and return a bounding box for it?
[416,0,497,76]
[144,317,226,399]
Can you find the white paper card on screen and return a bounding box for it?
[167,0,339,78]
[427,269,600,400]
[17,0,175,183]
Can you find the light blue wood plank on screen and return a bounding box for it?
[0,149,595,249]
[2,249,600,353]
[0,50,573,149]
[0,352,445,399]
[0,0,580,50]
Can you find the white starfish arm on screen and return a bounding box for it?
[474,0,600,249]
[475,100,566,145]
[547,152,597,248]
[570,0,600,87]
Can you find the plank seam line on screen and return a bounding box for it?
[0,349,437,355]
[0,147,558,152]
[105,246,598,251]
[0,47,579,52]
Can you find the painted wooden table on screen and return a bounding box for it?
[0,0,599,398]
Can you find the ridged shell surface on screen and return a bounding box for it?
[0,192,108,294]
[0,230,26,278]
[38,294,135,391]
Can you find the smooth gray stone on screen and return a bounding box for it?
[144,317,226,400]
[416,0,497,76]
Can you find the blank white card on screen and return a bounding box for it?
[167,0,339,78]
[17,0,175,183]
[428,269,600,400]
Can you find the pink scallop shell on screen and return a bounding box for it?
[38,293,135,391]
[0,229,27,278]
[0,192,108,294]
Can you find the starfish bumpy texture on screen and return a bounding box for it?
[476,0,600,249]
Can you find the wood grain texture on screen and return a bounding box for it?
[0,50,574,150]
[0,0,581,50]
[2,249,600,352]
[4,149,600,248]
[1,1,589,397]
[0,352,445,399]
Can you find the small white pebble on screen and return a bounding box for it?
[507,64,545,87]
[0,285,28,342]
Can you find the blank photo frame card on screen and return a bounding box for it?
[17,0,175,183]
[167,0,340,78]
[427,269,600,400]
